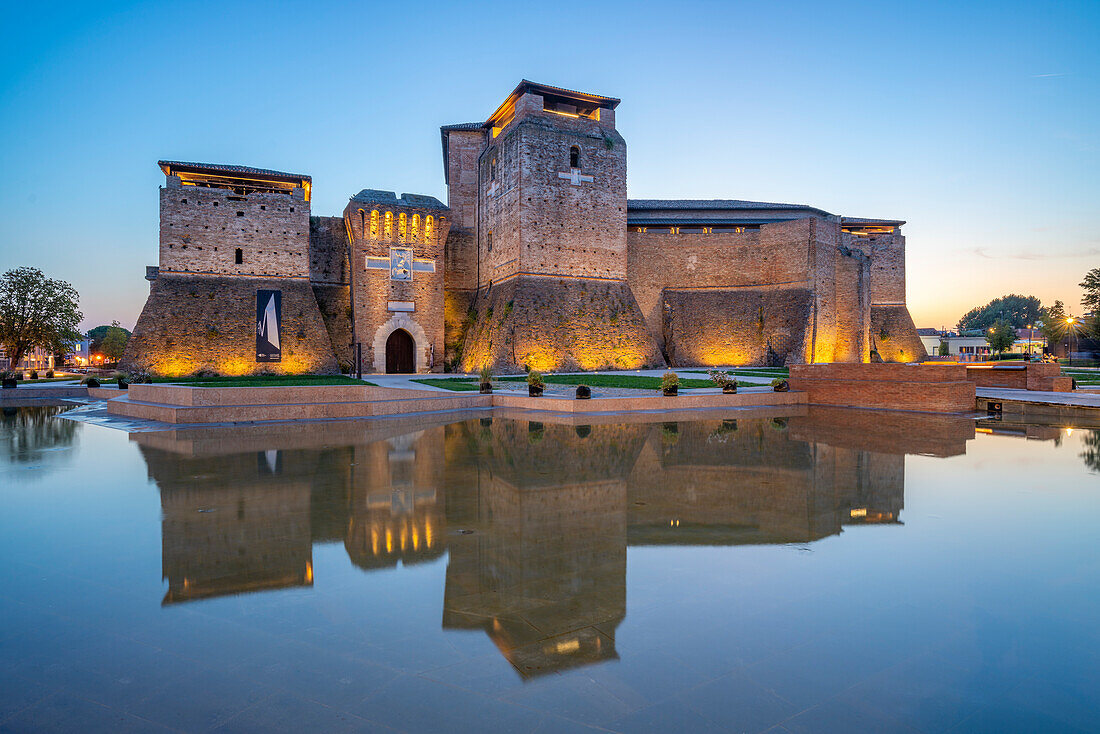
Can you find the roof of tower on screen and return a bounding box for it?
[158,160,311,183]
[484,80,621,130]
[349,189,448,210]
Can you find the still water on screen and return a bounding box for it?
[1,405,1098,733]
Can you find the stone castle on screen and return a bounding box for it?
[123,80,925,376]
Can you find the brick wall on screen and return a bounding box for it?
[788,364,975,412]
[122,274,339,376]
[459,275,663,373]
[160,178,309,278]
[870,305,928,362]
[661,288,813,366]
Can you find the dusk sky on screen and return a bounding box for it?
[1,0,1097,332]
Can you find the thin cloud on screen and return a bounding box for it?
[1030,73,1066,78]
[967,246,1099,260]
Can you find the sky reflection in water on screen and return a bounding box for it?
[0,406,1098,733]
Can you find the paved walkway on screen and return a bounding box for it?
[976,387,1100,409]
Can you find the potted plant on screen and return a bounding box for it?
[661,371,679,396]
[117,374,129,390]
[45,369,54,378]
[478,365,493,394]
[708,369,737,394]
[527,370,545,397]
[575,384,591,399]
[29,370,39,380]
[771,378,790,392]
[1,371,16,389]
[82,375,101,388]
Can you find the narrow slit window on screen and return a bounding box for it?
[569,146,580,169]
[370,210,379,238]
[411,214,420,242]
[234,248,243,264]
[425,215,433,241]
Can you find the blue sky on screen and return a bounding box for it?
[1,0,1097,331]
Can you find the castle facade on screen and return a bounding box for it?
[123,80,925,376]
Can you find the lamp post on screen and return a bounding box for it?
[1066,317,1076,364]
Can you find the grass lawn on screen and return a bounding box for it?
[686,368,789,378]
[156,375,374,388]
[497,374,717,389]
[412,378,483,392]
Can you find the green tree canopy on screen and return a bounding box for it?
[99,321,129,363]
[1039,300,1067,343]
[87,323,132,354]
[0,267,83,370]
[985,320,1017,355]
[957,294,1044,332]
[1081,267,1100,339]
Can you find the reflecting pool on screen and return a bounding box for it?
[1,405,1098,732]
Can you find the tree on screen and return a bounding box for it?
[86,323,131,354]
[99,321,129,363]
[1081,268,1100,339]
[1040,300,1067,343]
[958,294,1044,332]
[0,267,82,370]
[986,320,1016,356]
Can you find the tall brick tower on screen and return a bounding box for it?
[442,81,662,372]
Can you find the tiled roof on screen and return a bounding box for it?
[349,190,448,210]
[440,122,482,131]
[627,217,796,226]
[628,199,821,212]
[842,216,905,226]
[158,160,310,182]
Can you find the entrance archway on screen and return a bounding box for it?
[385,329,415,373]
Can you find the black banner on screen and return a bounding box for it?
[256,290,282,362]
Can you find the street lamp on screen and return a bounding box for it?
[1066,317,1077,364]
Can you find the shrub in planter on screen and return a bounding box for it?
[707,369,737,394]
[45,369,54,378]
[771,378,790,392]
[661,371,679,396]
[478,365,493,394]
[82,375,101,388]
[575,385,591,399]
[117,375,129,390]
[1,371,17,389]
[29,370,39,380]
[526,370,545,397]
[128,371,152,384]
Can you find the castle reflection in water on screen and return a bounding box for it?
[136,408,980,678]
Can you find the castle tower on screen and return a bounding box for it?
[343,191,450,373]
[122,161,339,376]
[442,81,662,372]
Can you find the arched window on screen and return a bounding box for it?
[398,212,407,242]
[235,248,243,264]
[569,146,580,169]
[370,210,379,239]
[384,211,393,239]
[425,215,434,241]
[411,214,420,242]
[358,209,365,239]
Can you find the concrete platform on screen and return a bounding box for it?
[977,387,1100,422]
[93,382,807,428]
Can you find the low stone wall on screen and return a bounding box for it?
[965,363,1073,392]
[788,363,975,413]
